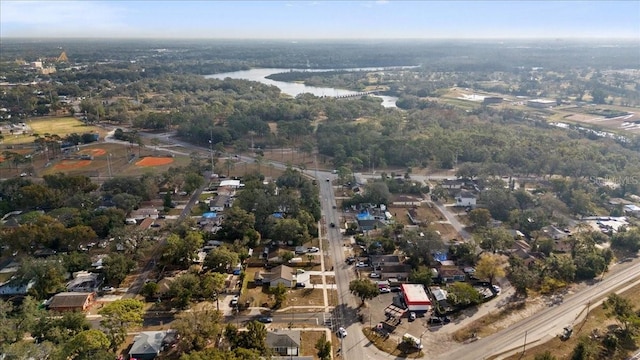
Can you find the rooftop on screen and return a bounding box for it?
[129,330,177,357]
[48,292,92,309]
[266,329,301,348]
[401,284,430,302]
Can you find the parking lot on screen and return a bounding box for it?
[366,292,434,339]
[362,287,473,354]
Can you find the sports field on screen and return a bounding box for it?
[2,117,104,145]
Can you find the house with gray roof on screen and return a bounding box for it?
[128,330,177,360]
[266,330,301,356]
[254,265,309,288]
[66,271,102,292]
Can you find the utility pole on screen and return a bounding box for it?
[107,153,112,178]
[209,129,214,176]
[523,330,528,354]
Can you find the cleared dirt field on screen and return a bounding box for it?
[562,113,640,134]
[388,204,445,225]
[300,331,328,360]
[386,203,462,240]
[135,156,175,166]
[78,148,107,157]
[310,275,336,285]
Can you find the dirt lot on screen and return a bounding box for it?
[387,203,460,240]
[424,223,458,242]
[388,203,446,225]
[300,330,328,359]
[310,275,335,285]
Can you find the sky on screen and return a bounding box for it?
[1,0,639,40]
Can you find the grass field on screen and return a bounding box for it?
[3,117,104,145]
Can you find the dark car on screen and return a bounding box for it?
[296,282,306,288]
[330,222,335,228]
[257,316,273,323]
[428,317,451,325]
[390,286,402,292]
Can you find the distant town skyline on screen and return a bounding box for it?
[1,0,639,40]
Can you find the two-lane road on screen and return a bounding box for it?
[438,260,640,360]
[319,174,376,359]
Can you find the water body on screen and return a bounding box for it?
[205,67,405,108]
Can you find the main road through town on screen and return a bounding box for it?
[318,169,396,359]
[437,260,640,360]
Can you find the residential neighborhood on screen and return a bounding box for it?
[1,16,640,360]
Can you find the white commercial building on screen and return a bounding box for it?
[401,284,432,312]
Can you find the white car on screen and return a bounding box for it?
[337,327,348,337]
[379,287,391,293]
[492,285,501,295]
[369,273,381,278]
[102,286,115,293]
[308,247,320,253]
[355,262,368,268]
[231,295,239,306]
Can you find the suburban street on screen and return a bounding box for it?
[318,170,401,359]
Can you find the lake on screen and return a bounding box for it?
[205,67,400,108]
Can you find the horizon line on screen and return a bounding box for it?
[2,36,639,41]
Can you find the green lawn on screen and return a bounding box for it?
[3,117,104,145]
[30,117,101,136]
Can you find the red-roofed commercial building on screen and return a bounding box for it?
[401,284,431,312]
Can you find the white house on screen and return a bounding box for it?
[219,179,243,189]
[623,204,640,217]
[455,190,477,207]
